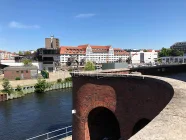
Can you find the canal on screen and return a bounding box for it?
[0,89,72,140]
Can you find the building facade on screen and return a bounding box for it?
[130,50,158,64]
[0,50,16,60]
[60,44,129,64]
[170,42,186,54]
[161,56,186,64]
[4,66,38,80]
[37,48,60,72]
[45,35,60,49]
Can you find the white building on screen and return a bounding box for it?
[161,56,186,63]
[0,50,15,60]
[130,50,158,64]
[60,44,129,64]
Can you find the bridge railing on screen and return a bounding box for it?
[26,125,72,140]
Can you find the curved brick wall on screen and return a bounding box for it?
[72,74,174,140]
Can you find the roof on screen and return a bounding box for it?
[4,66,38,71]
[60,45,129,55]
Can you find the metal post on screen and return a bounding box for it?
[66,127,67,137]
[47,133,49,139]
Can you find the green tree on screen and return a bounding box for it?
[24,51,31,56]
[143,49,147,52]
[159,48,184,57]
[22,59,32,66]
[170,49,184,56]
[2,79,13,95]
[84,61,95,71]
[18,51,23,55]
[34,79,52,93]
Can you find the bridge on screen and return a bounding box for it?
[71,68,186,140]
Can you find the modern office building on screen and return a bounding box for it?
[37,48,60,72]
[45,35,60,49]
[60,44,129,64]
[170,42,186,54]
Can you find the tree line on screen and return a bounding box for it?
[159,48,184,57]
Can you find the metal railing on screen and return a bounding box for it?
[26,125,72,140]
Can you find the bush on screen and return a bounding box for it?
[34,79,52,93]
[15,77,21,80]
[22,59,32,66]
[2,79,13,95]
[57,78,62,83]
[16,85,24,95]
[64,77,72,82]
[16,85,22,92]
[84,61,95,71]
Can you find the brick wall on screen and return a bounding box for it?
[4,70,31,80]
[72,75,174,140]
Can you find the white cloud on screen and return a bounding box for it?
[75,13,96,18]
[9,21,40,29]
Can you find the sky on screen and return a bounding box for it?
[0,0,186,52]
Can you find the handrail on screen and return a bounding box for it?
[26,125,72,140]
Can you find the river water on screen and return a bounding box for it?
[0,89,72,140]
[0,73,186,140]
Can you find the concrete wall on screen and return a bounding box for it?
[102,63,128,70]
[72,74,174,140]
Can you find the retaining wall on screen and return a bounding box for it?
[0,81,72,101]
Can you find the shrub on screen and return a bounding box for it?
[84,61,95,71]
[16,85,24,95]
[34,79,52,93]
[16,85,22,92]
[64,77,72,82]
[15,77,21,80]
[2,79,13,95]
[22,59,32,66]
[57,78,62,83]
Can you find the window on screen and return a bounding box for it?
[16,71,19,73]
[21,71,23,73]
[26,70,28,73]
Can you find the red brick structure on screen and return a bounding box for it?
[71,73,174,140]
[0,94,7,102]
[4,66,38,80]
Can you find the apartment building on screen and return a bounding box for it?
[60,44,129,64]
[0,50,16,60]
[45,35,60,49]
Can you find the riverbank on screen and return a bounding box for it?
[0,80,72,102]
[0,71,71,90]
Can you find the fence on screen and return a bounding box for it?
[26,125,72,140]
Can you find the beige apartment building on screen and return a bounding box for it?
[45,35,60,49]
